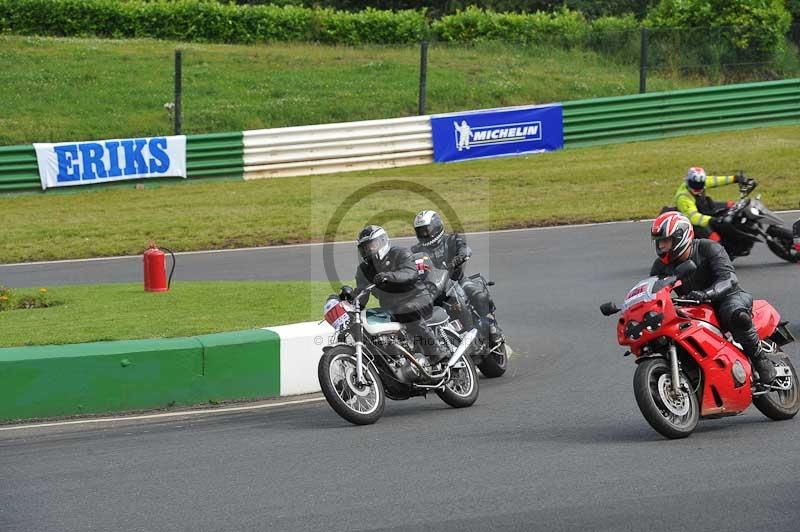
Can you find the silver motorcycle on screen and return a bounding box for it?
[318,283,479,425]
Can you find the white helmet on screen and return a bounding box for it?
[686,166,707,194]
[357,225,390,262]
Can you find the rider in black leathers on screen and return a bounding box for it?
[354,225,448,364]
[650,212,777,383]
[411,210,503,348]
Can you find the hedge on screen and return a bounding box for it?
[0,0,426,45]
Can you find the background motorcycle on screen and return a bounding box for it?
[318,284,479,425]
[600,260,799,439]
[662,177,798,263]
[413,253,510,378]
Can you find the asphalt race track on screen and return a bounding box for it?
[1,215,799,532]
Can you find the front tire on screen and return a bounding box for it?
[753,356,800,420]
[437,353,479,408]
[318,347,385,425]
[633,358,699,439]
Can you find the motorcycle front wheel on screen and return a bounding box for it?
[318,346,385,425]
[766,226,799,263]
[633,358,699,439]
[437,354,479,408]
[753,356,800,421]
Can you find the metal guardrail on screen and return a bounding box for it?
[0,79,798,192]
[0,145,39,192]
[562,79,800,148]
[242,116,433,180]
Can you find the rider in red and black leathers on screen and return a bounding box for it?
[354,225,448,364]
[411,210,503,347]
[650,212,777,382]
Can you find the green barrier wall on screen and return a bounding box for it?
[562,79,800,148]
[1,79,798,193]
[0,328,279,422]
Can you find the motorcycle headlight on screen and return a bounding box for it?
[643,311,663,332]
[624,320,642,339]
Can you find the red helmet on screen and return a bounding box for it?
[651,212,694,264]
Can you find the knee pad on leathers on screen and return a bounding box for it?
[731,308,753,330]
[461,279,495,316]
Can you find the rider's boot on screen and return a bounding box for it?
[751,343,778,384]
[482,313,504,349]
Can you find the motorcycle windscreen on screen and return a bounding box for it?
[622,277,661,310]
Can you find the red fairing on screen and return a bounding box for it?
[678,305,719,329]
[752,300,780,340]
[614,278,777,417]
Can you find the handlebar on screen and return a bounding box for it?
[738,178,757,198]
[672,298,706,306]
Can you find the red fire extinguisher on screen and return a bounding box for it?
[143,242,176,292]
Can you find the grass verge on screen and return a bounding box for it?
[0,35,710,145]
[0,281,338,347]
[1,125,798,264]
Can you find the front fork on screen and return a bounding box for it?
[352,314,367,386]
[668,343,682,396]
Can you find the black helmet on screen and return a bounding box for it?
[413,210,445,247]
[357,225,390,262]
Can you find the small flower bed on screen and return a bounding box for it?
[0,286,57,311]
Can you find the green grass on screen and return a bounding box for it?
[1,124,798,264]
[0,281,338,347]
[0,35,712,145]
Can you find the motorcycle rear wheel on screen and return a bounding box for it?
[318,347,385,425]
[753,356,800,421]
[437,354,479,408]
[633,358,699,439]
[766,226,799,263]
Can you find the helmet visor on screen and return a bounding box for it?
[358,233,388,259]
[415,225,432,239]
[653,236,675,257]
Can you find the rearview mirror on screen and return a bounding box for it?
[600,302,620,316]
[339,285,355,301]
[674,260,696,280]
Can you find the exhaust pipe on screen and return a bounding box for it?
[447,328,477,368]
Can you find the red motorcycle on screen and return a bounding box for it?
[600,260,799,439]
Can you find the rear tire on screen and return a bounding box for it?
[478,343,509,378]
[318,347,385,425]
[753,356,800,420]
[436,352,479,408]
[766,226,799,263]
[633,358,699,439]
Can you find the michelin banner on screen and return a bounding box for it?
[34,136,187,190]
[431,104,563,163]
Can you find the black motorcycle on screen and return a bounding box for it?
[413,253,510,378]
[664,178,798,263]
[318,283,479,425]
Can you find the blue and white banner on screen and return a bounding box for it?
[431,104,563,163]
[34,136,187,190]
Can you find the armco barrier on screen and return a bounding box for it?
[0,326,327,422]
[561,79,800,148]
[0,145,38,192]
[1,79,798,192]
[242,115,433,179]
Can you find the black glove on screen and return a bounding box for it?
[710,215,727,229]
[734,172,747,185]
[686,290,709,303]
[373,272,391,286]
[451,254,468,268]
